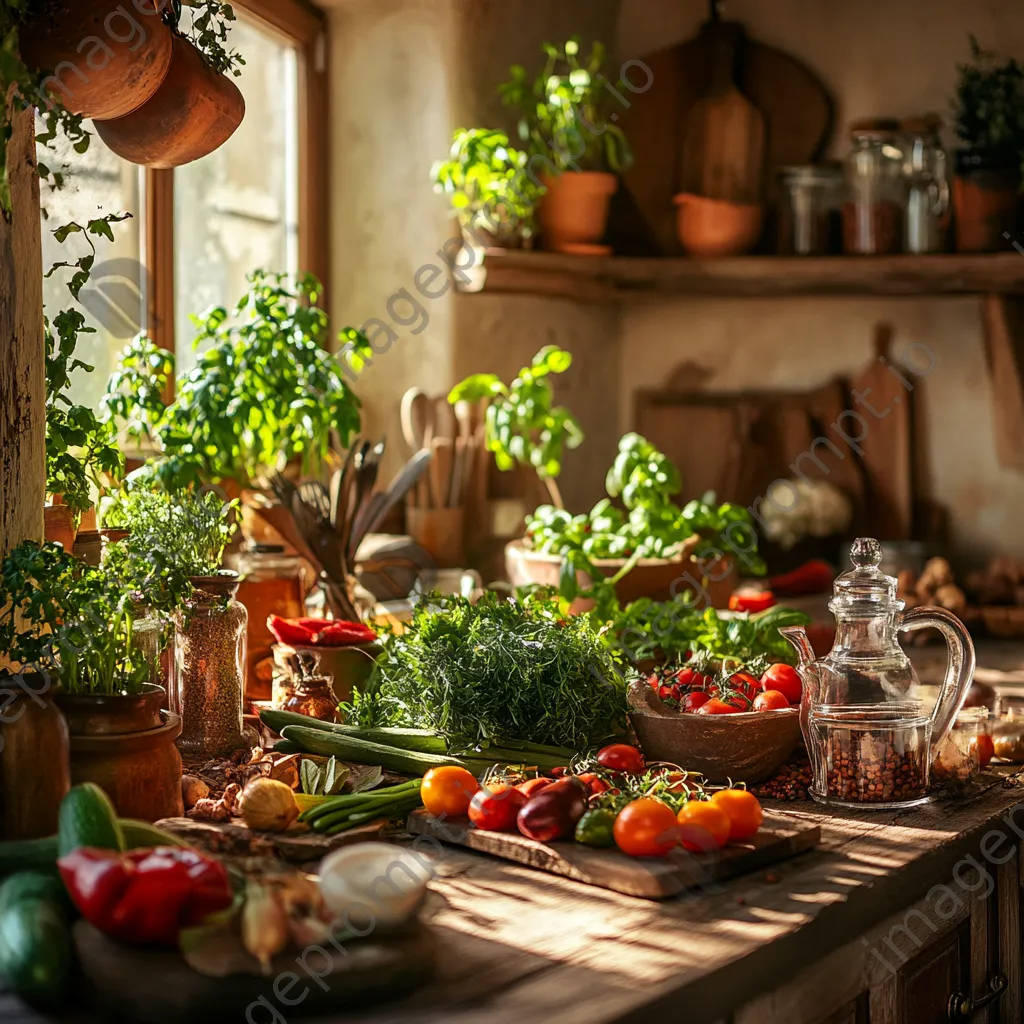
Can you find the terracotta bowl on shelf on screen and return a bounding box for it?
[673,193,764,257]
[627,680,800,784]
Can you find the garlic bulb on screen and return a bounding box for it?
[238,778,299,832]
[242,885,289,972]
[318,843,429,929]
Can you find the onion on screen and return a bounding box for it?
[318,843,429,929]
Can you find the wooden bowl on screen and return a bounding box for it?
[673,193,764,257]
[627,681,800,784]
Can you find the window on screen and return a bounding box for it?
[41,0,328,406]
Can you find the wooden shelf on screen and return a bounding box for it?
[460,250,1024,303]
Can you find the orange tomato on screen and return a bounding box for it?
[613,798,679,858]
[421,766,480,818]
[710,788,763,841]
[676,800,731,852]
[753,689,791,712]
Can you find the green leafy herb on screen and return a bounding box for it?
[346,592,627,750]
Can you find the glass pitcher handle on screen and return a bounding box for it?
[897,606,976,752]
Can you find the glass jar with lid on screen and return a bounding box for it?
[843,120,908,255]
[777,164,844,255]
[902,115,949,254]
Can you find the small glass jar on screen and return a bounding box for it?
[174,573,248,758]
[282,675,341,723]
[932,706,988,789]
[843,122,908,254]
[131,603,173,697]
[902,117,949,254]
[236,544,309,701]
[777,165,844,255]
[991,709,1024,763]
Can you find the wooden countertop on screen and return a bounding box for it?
[4,775,1022,1024]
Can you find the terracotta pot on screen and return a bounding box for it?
[505,539,734,615]
[540,172,618,251]
[95,34,245,169]
[407,507,466,569]
[627,680,800,784]
[674,193,764,257]
[0,672,70,840]
[20,0,174,120]
[44,504,77,553]
[74,530,103,566]
[953,151,1020,252]
[55,685,183,822]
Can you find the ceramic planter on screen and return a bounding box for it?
[95,35,245,168]
[953,150,1021,252]
[44,504,77,553]
[505,539,734,615]
[55,684,184,823]
[539,172,618,252]
[20,0,174,120]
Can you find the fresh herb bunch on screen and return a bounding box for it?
[101,333,174,448]
[102,489,238,614]
[431,128,543,246]
[448,346,583,508]
[104,271,372,489]
[0,541,153,696]
[179,0,245,77]
[347,592,627,751]
[953,35,1024,179]
[499,38,633,174]
[610,597,810,668]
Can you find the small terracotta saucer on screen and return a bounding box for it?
[553,242,612,257]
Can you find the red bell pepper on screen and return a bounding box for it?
[728,589,777,613]
[58,846,233,947]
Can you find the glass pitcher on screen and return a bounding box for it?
[781,537,975,809]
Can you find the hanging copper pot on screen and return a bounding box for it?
[95,34,244,169]
[20,0,174,121]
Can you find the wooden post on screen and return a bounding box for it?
[0,106,45,555]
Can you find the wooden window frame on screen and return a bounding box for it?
[146,0,329,358]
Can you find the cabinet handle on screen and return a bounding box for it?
[948,973,1007,1019]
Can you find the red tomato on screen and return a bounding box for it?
[676,800,731,852]
[695,698,744,716]
[648,673,660,691]
[760,663,803,704]
[517,778,554,799]
[977,733,995,769]
[710,789,763,841]
[657,684,676,702]
[673,667,697,687]
[596,744,645,774]
[728,590,777,613]
[613,799,679,858]
[753,690,791,712]
[682,690,711,713]
[468,784,526,832]
[729,672,761,700]
[575,772,611,796]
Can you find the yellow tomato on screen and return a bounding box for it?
[420,766,480,818]
[710,789,763,841]
[676,800,731,852]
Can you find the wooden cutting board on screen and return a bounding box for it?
[680,20,765,204]
[851,324,914,540]
[616,13,833,255]
[407,810,820,900]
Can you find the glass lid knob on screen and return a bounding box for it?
[832,536,898,611]
[849,537,883,570]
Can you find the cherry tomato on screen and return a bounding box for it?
[760,663,802,704]
[683,690,711,713]
[674,667,697,687]
[729,590,777,613]
[710,789,763,841]
[977,733,995,769]
[575,773,611,796]
[421,766,480,818]
[468,783,526,832]
[662,771,698,795]
[657,684,675,702]
[517,777,554,799]
[695,698,744,715]
[729,672,761,700]
[753,689,791,712]
[676,800,731,852]
[648,672,660,691]
[596,744,645,774]
[613,798,679,858]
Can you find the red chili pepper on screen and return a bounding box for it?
[267,615,316,646]
[768,560,835,597]
[309,621,377,647]
[728,590,777,613]
[58,847,233,947]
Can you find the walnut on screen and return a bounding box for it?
[935,584,967,615]
[919,557,953,591]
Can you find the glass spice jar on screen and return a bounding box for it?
[932,706,987,789]
[777,164,844,255]
[843,121,908,255]
[282,675,341,723]
[991,709,1024,763]
[173,572,248,758]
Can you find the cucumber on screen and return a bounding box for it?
[280,725,465,775]
[0,836,58,876]
[261,710,448,754]
[57,783,123,857]
[119,819,189,849]
[0,872,71,1008]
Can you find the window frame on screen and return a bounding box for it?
[146,0,329,365]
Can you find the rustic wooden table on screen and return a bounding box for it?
[4,774,1022,1024]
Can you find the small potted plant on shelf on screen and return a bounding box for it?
[431,127,543,257]
[500,38,633,253]
[449,348,764,619]
[951,35,1024,251]
[0,541,181,823]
